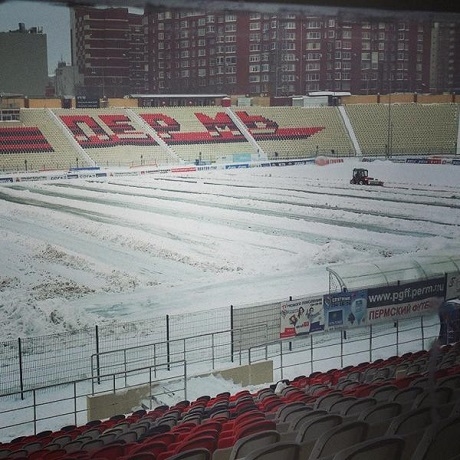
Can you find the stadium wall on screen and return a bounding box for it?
[2,93,458,110]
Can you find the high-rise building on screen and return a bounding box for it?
[0,23,48,97]
[70,6,145,98]
[72,6,457,98]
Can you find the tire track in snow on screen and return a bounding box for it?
[42,181,457,237]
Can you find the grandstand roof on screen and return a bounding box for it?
[308,91,351,97]
[326,253,460,292]
[128,94,228,98]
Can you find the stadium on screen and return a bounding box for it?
[1,1,460,460]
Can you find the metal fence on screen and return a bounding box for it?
[0,289,441,397]
[0,313,440,441]
[1,298,287,395]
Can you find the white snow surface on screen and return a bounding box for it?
[1,158,459,342]
[1,158,460,441]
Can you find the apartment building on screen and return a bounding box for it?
[70,6,147,98]
[71,6,458,98]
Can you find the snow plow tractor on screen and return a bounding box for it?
[350,168,384,186]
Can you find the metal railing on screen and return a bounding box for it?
[90,324,269,384]
[0,361,187,441]
[0,313,440,442]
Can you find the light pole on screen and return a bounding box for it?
[386,73,393,158]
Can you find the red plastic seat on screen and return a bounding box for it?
[157,434,217,460]
[217,419,277,449]
[88,443,126,460]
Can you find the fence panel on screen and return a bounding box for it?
[97,317,168,353]
[233,300,281,348]
[0,339,20,395]
[0,293,442,397]
[21,330,96,389]
[170,307,230,339]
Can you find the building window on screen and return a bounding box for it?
[282,63,296,71]
[306,52,322,60]
[306,31,321,39]
[306,62,320,70]
[306,42,321,50]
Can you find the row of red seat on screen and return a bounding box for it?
[0,144,54,154]
[1,343,459,459]
[0,127,54,153]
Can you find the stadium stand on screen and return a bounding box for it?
[0,342,459,460]
[52,109,176,168]
[1,103,459,172]
[344,103,459,156]
[234,106,355,160]
[133,107,260,165]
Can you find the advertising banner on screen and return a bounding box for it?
[366,276,446,324]
[446,272,460,301]
[280,296,324,338]
[75,95,100,109]
[323,289,368,330]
